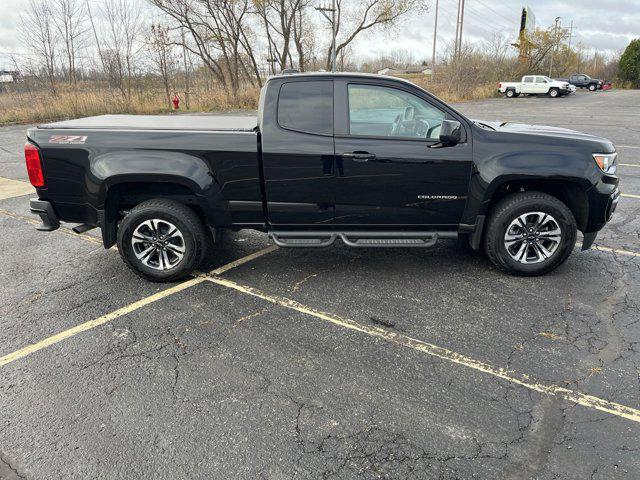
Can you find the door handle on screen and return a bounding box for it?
[343,152,376,162]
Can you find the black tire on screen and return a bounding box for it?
[484,192,577,276]
[505,89,515,98]
[588,83,597,91]
[117,199,210,282]
[548,88,559,98]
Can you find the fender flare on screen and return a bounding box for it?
[91,150,233,247]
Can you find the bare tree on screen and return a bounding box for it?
[324,0,427,71]
[291,3,316,71]
[148,24,176,108]
[20,0,59,93]
[53,0,88,83]
[150,0,264,95]
[100,0,145,98]
[253,0,310,74]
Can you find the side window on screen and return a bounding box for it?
[523,76,534,83]
[535,76,545,83]
[277,81,333,135]
[348,84,446,140]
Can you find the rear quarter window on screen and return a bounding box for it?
[277,81,333,135]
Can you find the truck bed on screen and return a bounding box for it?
[38,114,258,132]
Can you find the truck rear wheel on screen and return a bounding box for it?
[484,192,577,276]
[117,199,209,282]
[505,89,515,98]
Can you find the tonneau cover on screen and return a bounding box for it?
[38,114,258,132]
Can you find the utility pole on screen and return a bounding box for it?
[457,0,465,55]
[549,16,561,77]
[431,0,439,71]
[567,20,574,50]
[454,0,461,57]
[453,0,466,58]
[316,0,337,72]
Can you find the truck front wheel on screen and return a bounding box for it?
[548,88,559,98]
[483,192,577,276]
[588,84,597,91]
[117,199,210,282]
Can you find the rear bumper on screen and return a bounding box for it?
[29,199,60,231]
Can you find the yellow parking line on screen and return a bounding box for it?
[208,245,279,275]
[617,145,640,149]
[0,277,205,367]
[591,245,640,258]
[0,207,103,245]
[0,245,278,367]
[620,163,640,167]
[205,275,640,424]
[622,193,640,199]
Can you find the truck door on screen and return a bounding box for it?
[521,76,535,93]
[260,78,335,225]
[534,76,549,93]
[332,80,472,227]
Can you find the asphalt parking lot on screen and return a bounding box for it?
[1,89,639,479]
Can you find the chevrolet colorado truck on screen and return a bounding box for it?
[25,72,620,281]
[558,74,604,91]
[498,75,574,98]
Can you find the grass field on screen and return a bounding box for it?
[0,76,498,125]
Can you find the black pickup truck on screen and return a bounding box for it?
[559,74,604,91]
[25,72,620,281]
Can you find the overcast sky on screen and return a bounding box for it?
[1,0,639,69]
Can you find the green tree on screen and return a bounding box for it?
[619,39,640,87]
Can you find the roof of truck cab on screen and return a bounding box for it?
[268,71,421,87]
[38,114,258,132]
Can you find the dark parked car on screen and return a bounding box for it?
[25,73,619,281]
[559,74,604,91]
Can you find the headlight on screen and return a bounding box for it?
[593,152,617,174]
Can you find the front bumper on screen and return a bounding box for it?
[30,199,60,231]
[582,186,619,250]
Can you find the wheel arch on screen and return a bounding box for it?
[100,178,230,248]
[483,178,589,233]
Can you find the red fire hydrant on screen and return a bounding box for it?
[172,94,180,110]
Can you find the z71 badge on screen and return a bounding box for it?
[49,135,88,145]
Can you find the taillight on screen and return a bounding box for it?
[25,142,45,187]
[497,82,502,88]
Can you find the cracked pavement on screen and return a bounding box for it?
[1,89,639,479]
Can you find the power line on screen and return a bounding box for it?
[473,0,520,28]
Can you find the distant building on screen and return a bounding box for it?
[0,70,19,83]
[377,67,432,76]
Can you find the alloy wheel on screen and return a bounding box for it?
[503,211,562,264]
[131,219,186,270]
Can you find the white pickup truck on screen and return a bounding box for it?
[498,75,574,98]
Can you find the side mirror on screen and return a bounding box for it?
[439,120,462,146]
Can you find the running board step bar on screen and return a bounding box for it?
[269,231,458,248]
